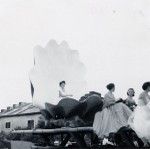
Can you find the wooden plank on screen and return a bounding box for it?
[11,127,93,134]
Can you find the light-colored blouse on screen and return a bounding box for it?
[59,87,72,100]
[103,91,116,108]
[138,91,150,106]
[104,91,116,102]
[59,87,67,100]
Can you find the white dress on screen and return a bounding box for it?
[93,92,132,138]
[128,91,150,141]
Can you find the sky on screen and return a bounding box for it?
[0,0,150,108]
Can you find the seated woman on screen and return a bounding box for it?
[125,88,137,111]
[59,81,73,99]
[128,82,150,143]
[93,83,132,139]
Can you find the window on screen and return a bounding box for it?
[27,120,34,129]
[5,122,11,128]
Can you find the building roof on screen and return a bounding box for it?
[0,102,41,118]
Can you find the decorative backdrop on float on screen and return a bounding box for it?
[29,39,87,108]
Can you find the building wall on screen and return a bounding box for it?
[0,114,41,133]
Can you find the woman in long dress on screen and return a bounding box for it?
[128,82,150,141]
[93,83,132,138]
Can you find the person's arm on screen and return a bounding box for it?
[115,98,124,103]
[59,90,72,98]
[102,100,115,109]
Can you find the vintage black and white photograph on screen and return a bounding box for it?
[0,0,149,148]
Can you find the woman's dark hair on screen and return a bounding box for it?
[142,82,150,90]
[127,88,135,96]
[59,81,66,86]
[106,83,115,90]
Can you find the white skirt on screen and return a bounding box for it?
[93,103,132,138]
[128,104,150,140]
